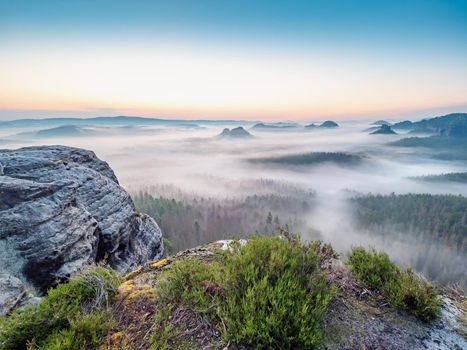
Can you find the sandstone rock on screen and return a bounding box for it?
[0,274,25,315]
[0,145,163,307]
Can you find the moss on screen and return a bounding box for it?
[118,279,135,294]
[151,258,169,268]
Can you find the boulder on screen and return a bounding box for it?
[0,274,25,315]
[0,145,163,306]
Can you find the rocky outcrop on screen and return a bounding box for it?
[0,145,163,303]
[370,124,397,135]
[319,120,339,128]
[218,126,253,139]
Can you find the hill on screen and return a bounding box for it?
[319,120,339,128]
[371,120,392,126]
[304,121,340,129]
[251,122,299,130]
[218,126,253,139]
[0,116,257,128]
[393,113,467,135]
[388,114,467,155]
[35,125,93,137]
[370,124,397,135]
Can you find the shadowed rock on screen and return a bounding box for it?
[0,145,163,303]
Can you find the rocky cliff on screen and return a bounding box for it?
[0,146,163,311]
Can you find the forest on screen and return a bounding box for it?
[411,172,467,184]
[133,183,467,286]
[133,181,316,252]
[250,152,363,167]
[351,193,467,286]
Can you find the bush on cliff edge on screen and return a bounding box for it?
[0,266,120,350]
[153,236,336,349]
[348,247,442,322]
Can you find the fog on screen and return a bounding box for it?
[1,119,466,286]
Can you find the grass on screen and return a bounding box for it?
[348,247,442,322]
[0,265,121,350]
[152,236,336,349]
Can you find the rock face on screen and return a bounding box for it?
[0,145,163,301]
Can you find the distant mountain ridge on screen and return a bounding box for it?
[393,113,467,135]
[35,125,94,137]
[0,116,260,128]
[251,122,299,130]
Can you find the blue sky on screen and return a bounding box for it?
[1,0,467,120]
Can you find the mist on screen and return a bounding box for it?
[1,119,465,287]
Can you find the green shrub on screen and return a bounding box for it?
[156,257,221,314]
[347,247,398,290]
[0,265,120,350]
[387,268,442,322]
[152,258,223,349]
[154,236,335,349]
[348,247,442,322]
[221,236,335,349]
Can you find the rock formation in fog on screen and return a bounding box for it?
[305,121,340,129]
[218,126,253,138]
[370,124,397,135]
[371,120,392,126]
[319,120,339,128]
[0,146,163,307]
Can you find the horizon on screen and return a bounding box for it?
[1,1,467,121]
[0,110,466,124]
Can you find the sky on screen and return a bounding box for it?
[1,0,467,121]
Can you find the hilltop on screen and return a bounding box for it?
[393,113,467,135]
[305,120,340,129]
[1,236,465,350]
[370,124,397,135]
[218,126,253,139]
